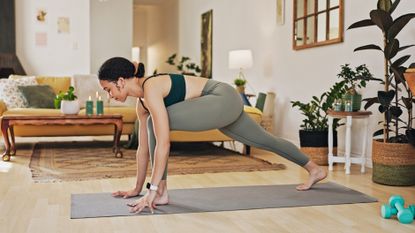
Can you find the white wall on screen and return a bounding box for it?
[90,0,133,74]
[15,0,90,75]
[178,0,415,165]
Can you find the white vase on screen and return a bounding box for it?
[60,100,80,115]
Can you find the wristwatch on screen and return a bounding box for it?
[146,182,158,191]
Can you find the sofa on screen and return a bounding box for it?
[0,75,263,151]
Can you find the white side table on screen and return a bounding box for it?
[327,110,372,174]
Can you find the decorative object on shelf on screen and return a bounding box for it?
[344,100,353,112]
[54,86,80,115]
[166,53,202,76]
[348,0,415,185]
[86,96,93,116]
[337,64,378,112]
[333,99,343,111]
[229,50,253,94]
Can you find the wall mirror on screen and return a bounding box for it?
[293,0,344,50]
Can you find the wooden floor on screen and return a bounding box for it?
[0,139,414,233]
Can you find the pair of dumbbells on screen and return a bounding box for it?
[381,195,415,224]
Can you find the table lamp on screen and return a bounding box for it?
[228,49,253,81]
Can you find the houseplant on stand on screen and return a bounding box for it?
[54,86,80,115]
[337,64,379,111]
[291,81,346,165]
[234,78,247,94]
[348,0,415,185]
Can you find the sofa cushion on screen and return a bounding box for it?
[18,85,56,108]
[0,77,38,108]
[35,76,71,95]
[73,74,136,108]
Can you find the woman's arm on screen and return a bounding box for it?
[143,82,171,189]
[134,102,150,191]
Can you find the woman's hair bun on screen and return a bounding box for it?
[136,62,145,78]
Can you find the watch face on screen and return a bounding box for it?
[146,182,150,189]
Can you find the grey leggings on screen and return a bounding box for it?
[146,80,310,180]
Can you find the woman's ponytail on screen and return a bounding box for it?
[135,62,145,78]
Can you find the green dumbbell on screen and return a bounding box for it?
[381,195,414,224]
[409,205,415,218]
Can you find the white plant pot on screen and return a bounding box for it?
[60,100,80,115]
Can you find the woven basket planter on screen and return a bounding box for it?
[301,147,337,166]
[372,139,415,186]
[299,130,337,166]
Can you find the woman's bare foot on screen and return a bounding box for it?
[296,161,327,191]
[154,190,169,205]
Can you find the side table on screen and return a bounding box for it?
[327,110,372,174]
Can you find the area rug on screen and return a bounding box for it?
[29,141,285,182]
[71,182,378,218]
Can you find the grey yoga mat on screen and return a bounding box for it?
[71,182,377,219]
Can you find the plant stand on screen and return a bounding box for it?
[327,110,372,174]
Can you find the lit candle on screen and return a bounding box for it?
[345,100,353,112]
[86,95,94,116]
[96,95,104,115]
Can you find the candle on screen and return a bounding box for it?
[96,95,104,115]
[345,100,353,112]
[86,95,94,116]
[334,99,342,111]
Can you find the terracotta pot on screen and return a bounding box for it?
[404,68,415,95]
[372,139,415,186]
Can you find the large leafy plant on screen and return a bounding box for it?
[348,0,415,144]
[291,81,346,131]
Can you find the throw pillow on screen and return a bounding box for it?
[18,85,56,108]
[0,76,38,108]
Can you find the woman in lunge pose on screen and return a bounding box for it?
[98,57,327,214]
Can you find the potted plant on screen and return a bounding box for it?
[54,86,80,115]
[166,53,202,76]
[348,0,415,185]
[234,78,247,94]
[291,81,346,165]
[337,64,379,111]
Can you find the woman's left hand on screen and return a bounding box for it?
[127,190,157,214]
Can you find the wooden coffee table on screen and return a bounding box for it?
[1,114,123,161]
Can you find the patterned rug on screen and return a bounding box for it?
[29,141,285,182]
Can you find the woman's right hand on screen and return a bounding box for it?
[112,188,141,198]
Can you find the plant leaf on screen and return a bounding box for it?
[402,97,413,109]
[378,90,395,106]
[362,97,379,110]
[389,0,401,14]
[373,128,385,137]
[370,9,393,32]
[384,39,399,59]
[377,0,392,12]
[392,55,410,68]
[398,44,415,52]
[348,19,375,30]
[390,106,403,118]
[388,13,415,40]
[354,44,383,52]
[390,65,406,85]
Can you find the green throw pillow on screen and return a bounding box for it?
[18,85,56,108]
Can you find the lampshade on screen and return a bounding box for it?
[131,47,140,63]
[228,50,253,69]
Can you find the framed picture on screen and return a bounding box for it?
[276,0,285,25]
[201,10,213,79]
